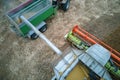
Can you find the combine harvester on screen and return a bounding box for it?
[8,15,120,80]
[17,15,114,80]
[62,26,120,80]
[6,0,120,80]
[6,0,70,39]
[18,15,120,79]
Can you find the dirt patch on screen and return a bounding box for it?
[104,26,120,52]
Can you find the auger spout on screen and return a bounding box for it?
[20,15,62,55]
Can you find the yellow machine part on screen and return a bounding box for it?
[66,62,90,80]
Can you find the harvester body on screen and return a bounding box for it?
[63,26,120,80]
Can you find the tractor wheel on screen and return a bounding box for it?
[39,25,47,33]
[52,0,57,6]
[31,33,38,40]
[62,0,70,11]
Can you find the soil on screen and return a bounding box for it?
[0,0,120,80]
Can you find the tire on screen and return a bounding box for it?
[31,33,38,40]
[52,1,57,6]
[39,25,47,33]
[62,0,70,11]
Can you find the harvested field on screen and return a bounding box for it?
[0,0,120,80]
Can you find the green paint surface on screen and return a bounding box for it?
[105,62,120,78]
[20,6,56,35]
[67,31,81,45]
[66,31,89,50]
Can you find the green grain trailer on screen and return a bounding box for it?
[6,0,70,39]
